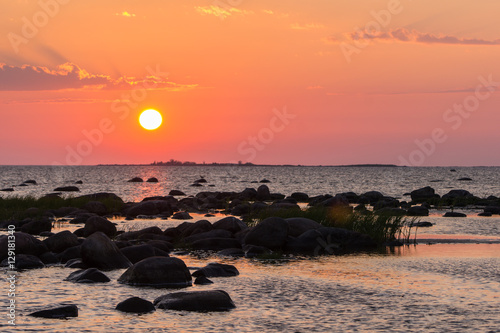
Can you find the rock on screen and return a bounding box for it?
[43,231,80,253]
[414,221,433,227]
[65,268,110,283]
[83,216,116,238]
[125,200,174,217]
[147,240,174,253]
[285,227,377,255]
[195,178,208,183]
[53,186,80,192]
[29,303,78,318]
[286,217,322,237]
[116,227,164,241]
[24,180,37,185]
[82,201,108,215]
[184,229,233,244]
[121,244,161,264]
[1,254,44,270]
[1,188,14,192]
[20,218,52,235]
[118,256,192,287]
[190,183,203,187]
[179,220,213,237]
[216,248,245,258]
[75,180,83,184]
[57,245,82,264]
[38,252,59,265]
[407,206,429,216]
[243,245,272,258]
[484,206,500,214]
[230,203,251,216]
[116,297,155,313]
[443,212,467,217]
[374,207,407,216]
[240,188,258,200]
[290,192,309,202]
[190,238,242,251]
[360,191,384,204]
[213,217,248,234]
[192,263,239,277]
[64,259,86,269]
[128,177,144,182]
[169,190,186,196]
[194,276,214,285]
[450,169,457,172]
[81,232,131,270]
[314,195,349,208]
[458,177,473,181]
[478,212,493,217]
[442,189,473,199]
[244,217,288,250]
[260,179,271,183]
[172,212,193,220]
[154,290,236,312]
[410,186,439,202]
[147,177,159,183]
[256,185,271,201]
[0,232,48,261]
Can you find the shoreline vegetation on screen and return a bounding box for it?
[98,160,401,167]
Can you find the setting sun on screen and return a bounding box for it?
[139,109,163,130]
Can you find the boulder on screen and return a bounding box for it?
[29,303,78,318]
[82,201,108,215]
[458,177,473,181]
[65,268,110,283]
[260,179,271,183]
[407,206,429,216]
[0,232,48,261]
[179,220,213,237]
[442,189,473,199]
[256,185,271,201]
[147,177,159,183]
[57,245,82,264]
[194,276,214,285]
[286,217,322,237]
[290,192,309,202]
[121,244,161,264]
[414,221,433,227]
[484,206,500,215]
[83,216,116,238]
[24,180,37,185]
[190,238,242,251]
[154,290,236,312]
[192,263,239,277]
[128,177,144,182]
[184,230,233,244]
[244,217,288,250]
[410,186,439,202]
[360,191,384,204]
[243,245,272,258]
[118,257,192,287]
[240,188,257,200]
[116,297,155,313]
[43,231,80,253]
[169,190,186,196]
[216,248,245,258]
[212,217,248,234]
[172,212,193,220]
[314,195,349,208]
[1,254,44,270]
[81,232,131,270]
[116,227,163,241]
[125,200,173,217]
[53,186,80,192]
[20,218,52,235]
[443,212,467,217]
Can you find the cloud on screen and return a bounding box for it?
[341,28,500,45]
[3,98,126,105]
[262,9,274,15]
[195,5,252,19]
[116,11,136,18]
[291,23,325,31]
[0,63,198,92]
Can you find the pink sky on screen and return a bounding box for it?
[1,0,499,166]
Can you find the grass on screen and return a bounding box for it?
[0,195,124,221]
[244,206,418,244]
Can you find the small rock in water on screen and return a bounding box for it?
[128,177,144,183]
[458,177,473,181]
[147,177,159,183]
[1,188,14,192]
[154,290,236,312]
[413,221,433,227]
[172,212,193,220]
[192,263,239,277]
[443,212,467,217]
[116,297,155,313]
[169,190,186,196]
[195,178,207,183]
[29,303,78,319]
[194,276,214,285]
[65,268,111,283]
[75,180,83,184]
[259,179,271,183]
[24,180,37,185]
[450,169,457,172]
[190,183,203,187]
[53,186,80,192]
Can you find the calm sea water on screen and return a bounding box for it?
[1,166,499,332]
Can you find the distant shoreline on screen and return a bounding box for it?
[95,163,402,167]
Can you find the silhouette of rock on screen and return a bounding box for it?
[116,297,155,313]
[29,303,78,318]
[154,290,235,312]
[53,186,80,192]
[118,256,192,287]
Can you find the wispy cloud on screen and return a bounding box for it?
[291,23,325,31]
[0,63,198,92]
[338,28,500,46]
[262,9,274,15]
[195,5,252,19]
[2,98,127,105]
[116,11,136,18]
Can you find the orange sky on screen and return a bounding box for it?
[1,0,499,166]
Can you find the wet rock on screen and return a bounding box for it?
[53,186,80,192]
[442,189,473,199]
[82,201,108,215]
[239,188,258,200]
[57,245,82,264]
[184,229,233,244]
[0,232,48,261]
[243,244,272,258]
[20,218,52,235]
[256,185,271,201]
[217,248,245,258]
[128,177,144,182]
[195,178,207,183]
[64,259,86,269]
[194,276,214,285]
[81,232,131,270]
[180,220,213,237]
[24,180,37,185]
[65,268,110,283]
[116,297,155,313]
[118,256,192,288]
[290,192,309,202]
[124,200,174,217]
[121,244,161,264]
[190,238,242,251]
[2,254,44,270]
[38,251,59,265]
[172,212,193,220]
[29,303,78,319]
[43,230,80,253]
[286,217,322,237]
[314,195,349,208]
[147,177,159,183]
[443,212,467,217]
[260,179,271,183]
[407,206,429,216]
[83,216,116,238]
[75,180,83,184]
[478,212,493,217]
[360,191,384,204]
[147,240,174,253]
[244,217,288,250]
[484,206,500,214]
[192,263,239,277]
[410,186,439,202]
[154,290,235,312]
[413,221,433,227]
[190,183,203,187]
[212,217,248,234]
[169,190,186,196]
[458,177,473,181]
[1,188,14,192]
[230,203,251,216]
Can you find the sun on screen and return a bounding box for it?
[139,109,162,130]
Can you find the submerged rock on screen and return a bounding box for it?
[29,303,78,319]
[128,177,144,182]
[154,290,236,312]
[443,212,467,217]
[192,263,239,277]
[116,297,155,313]
[65,268,110,283]
[53,186,80,192]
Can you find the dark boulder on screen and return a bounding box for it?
[81,232,131,270]
[29,303,78,318]
[125,200,173,217]
[121,244,161,264]
[83,216,116,238]
[217,248,245,257]
[243,245,272,258]
[212,217,248,234]
[116,297,155,313]
[184,229,233,244]
[20,218,52,235]
[172,212,193,220]
[360,191,384,204]
[65,268,110,283]
[414,221,433,227]
[286,217,322,237]
[290,192,309,202]
[154,290,235,312]
[147,177,159,183]
[118,256,192,287]
[82,201,108,215]
[407,206,429,216]
[116,226,163,241]
[57,245,82,264]
[443,212,467,217]
[53,186,80,192]
[192,263,239,277]
[2,254,44,270]
[230,203,251,216]
[38,252,59,265]
[484,206,500,215]
[260,179,271,183]
[442,189,473,199]
[43,230,80,253]
[244,217,288,250]
[24,180,37,185]
[179,220,213,237]
[256,185,271,201]
[240,188,257,200]
[128,177,144,182]
[410,186,439,202]
[0,232,48,261]
[458,177,473,181]
[190,238,242,251]
[194,276,214,285]
[169,190,186,196]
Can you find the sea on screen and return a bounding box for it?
[0,165,499,332]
